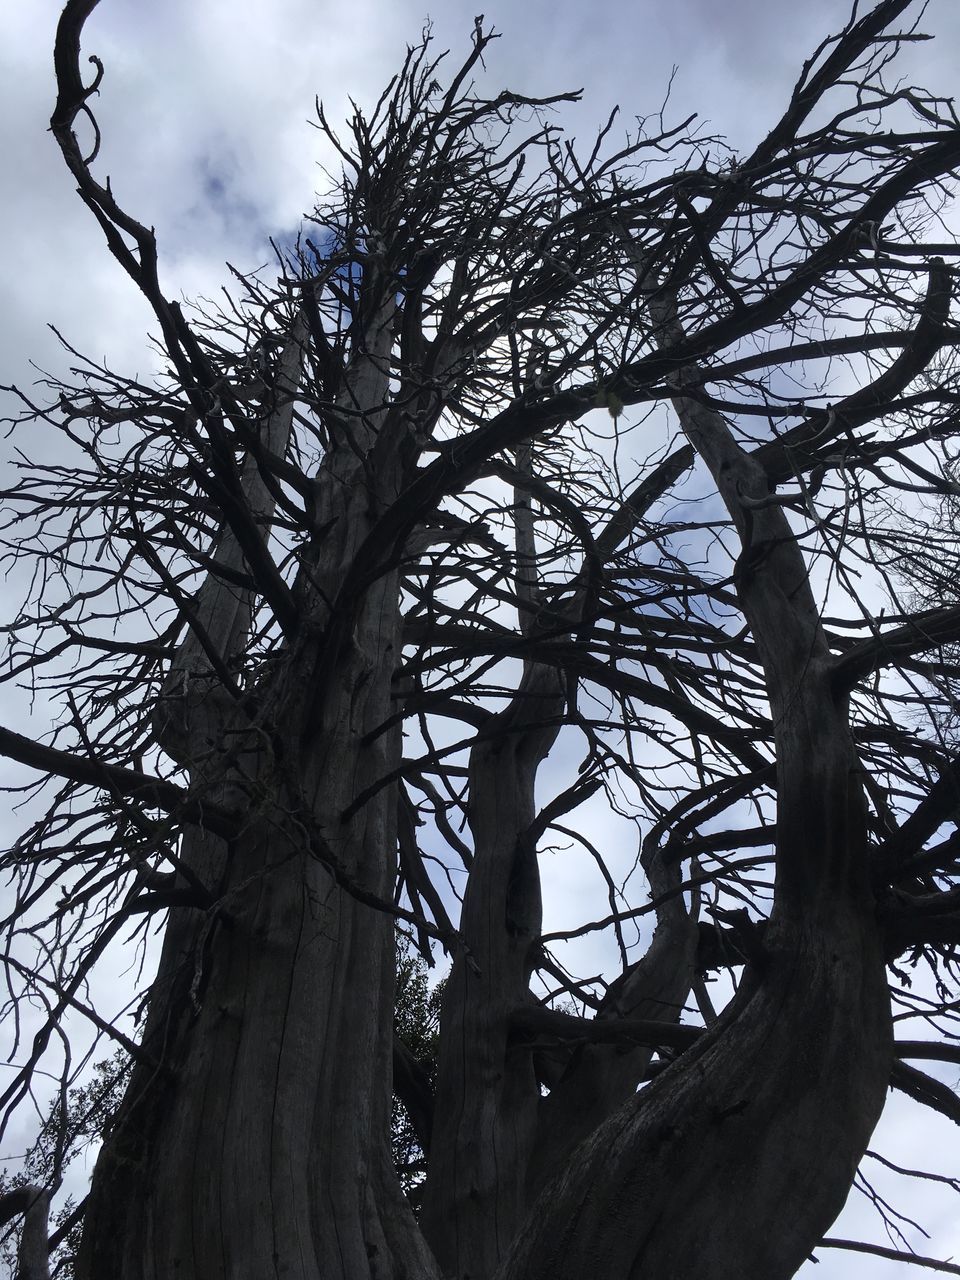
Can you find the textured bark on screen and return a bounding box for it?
[500,908,890,1280]
[422,661,564,1278]
[494,280,895,1280]
[76,312,440,1279]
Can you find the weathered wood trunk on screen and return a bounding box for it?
[421,660,564,1277]
[497,625,891,1279]
[76,320,441,1279]
[500,905,890,1280]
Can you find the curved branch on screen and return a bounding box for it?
[833,604,960,694]
[758,258,953,485]
[51,2,102,135]
[874,757,960,878]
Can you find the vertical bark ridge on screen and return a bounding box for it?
[77,298,439,1276]
[422,660,565,1279]
[423,453,568,1277]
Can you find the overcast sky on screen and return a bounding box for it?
[2,2,960,1275]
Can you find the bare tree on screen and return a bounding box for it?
[3,1,960,1277]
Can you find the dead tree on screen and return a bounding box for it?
[3,1,960,1276]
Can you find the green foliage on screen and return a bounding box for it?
[1,947,440,1274]
[392,937,444,1208]
[0,1051,129,1278]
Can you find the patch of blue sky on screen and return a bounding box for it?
[171,150,273,259]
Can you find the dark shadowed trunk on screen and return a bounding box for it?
[77,317,441,1278]
[494,284,896,1279]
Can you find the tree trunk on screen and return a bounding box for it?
[421,659,564,1279]
[77,313,441,1278]
[491,278,894,1280]
[31,9,944,1277]
[500,900,890,1280]
[77,587,440,1278]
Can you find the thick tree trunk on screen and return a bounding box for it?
[76,588,439,1279]
[32,8,956,1279]
[77,313,441,1278]
[499,901,890,1280]
[499,621,892,1280]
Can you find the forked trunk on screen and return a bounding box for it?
[38,7,925,1277]
[500,900,891,1280]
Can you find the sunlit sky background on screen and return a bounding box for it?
[2,1,960,1274]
